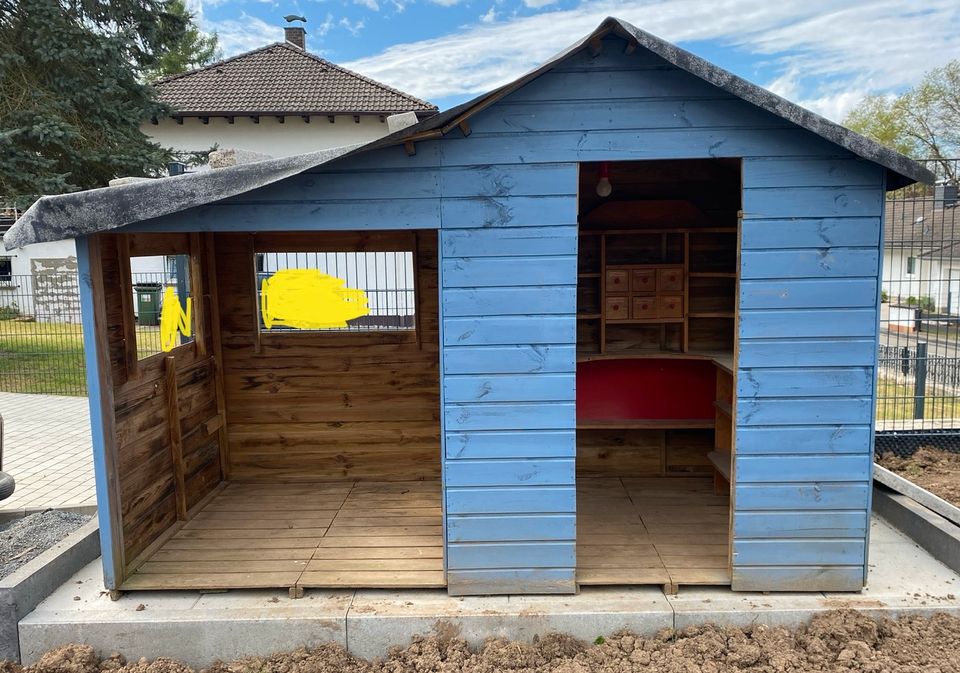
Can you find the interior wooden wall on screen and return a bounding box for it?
[214,230,441,481]
[100,233,224,568]
[577,429,713,477]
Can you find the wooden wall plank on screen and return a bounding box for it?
[447,542,574,568]
[446,486,576,513]
[443,345,575,375]
[740,218,881,250]
[740,279,877,309]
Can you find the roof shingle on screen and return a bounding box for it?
[153,42,436,116]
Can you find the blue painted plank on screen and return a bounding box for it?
[443,287,577,317]
[441,227,579,258]
[736,455,872,483]
[738,398,872,426]
[733,539,865,566]
[732,566,864,592]
[737,368,874,398]
[440,164,577,197]
[76,236,121,590]
[743,187,883,219]
[446,430,575,460]
[438,129,846,167]
[447,568,574,595]
[740,249,878,279]
[742,158,883,188]
[441,256,577,287]
[447,514,576,542]
[443,316,576,346]
[735,483,870,510]
[446,486,576,512]
[740,279,877,309]
[738,309,876,338]
[231,169,440,202]
[443,345,575,375]
[471,99,790,134]
[734,511,868,538]
[445,402,575,431]
[736,426,872,455]
[444,374,575,403]
[445,459,574,487]
[311,141,442,171]
[504,68,736,103]
[740,218,881,250]
[447,542,575,569]
[125,199,442,233]
[737,338,877,367]
[440,196,576,229]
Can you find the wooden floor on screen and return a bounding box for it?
[577,477,731,590]
[121,481,445,591]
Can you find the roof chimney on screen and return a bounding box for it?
[284,25,306,49]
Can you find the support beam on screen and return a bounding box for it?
[328,115,336,123]
[115,236,138,381]
[302,115,310,123]
[276,115,285,124]
[199,116,209,125]
[174,117,183,125]
[226,116,235,125]
[588,36,603,57]
[404,140,416,156]
[164,356,188,521]
[624,40,637,55]
[353,115,361,124]
[76,235,125,588]
[204,233,231,480]
[250,115,260,124]
[458,120,472,138]
[189,233,207,357]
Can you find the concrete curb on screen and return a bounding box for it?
[874,464,960,526]
[0,506,97,525]
[0,519,100,662]
[872,485,960,575]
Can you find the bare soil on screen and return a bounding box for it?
[878,446,960,507]
[5,610,960,672]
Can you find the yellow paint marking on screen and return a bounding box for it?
[260,269,369,330]
[160,286,192,352]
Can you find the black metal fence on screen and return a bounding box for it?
[878,159,960,439]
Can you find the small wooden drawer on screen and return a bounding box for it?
[606,270,628,292]
[631,269,656,294]
[606,296,629,320]
[658,268,684,292]
[658,295,683,318]
[632,296,657,319]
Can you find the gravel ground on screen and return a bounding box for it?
[0,510,90,580]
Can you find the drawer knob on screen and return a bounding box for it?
[612,304,620,310]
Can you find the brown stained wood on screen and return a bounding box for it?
[121,572,302,590]
[115,235,138,381]
[299,570,444,587]
[205,234,231,479]
[86,235,127,584]
[164,356,188,520]
[126,233,191,258]
[248,234,261,354]
[189,233,207,357]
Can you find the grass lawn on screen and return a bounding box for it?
[876,376,960,421]
[0,320,163,396]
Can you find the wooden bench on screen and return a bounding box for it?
[707,450,731,495]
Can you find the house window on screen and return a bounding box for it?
[256,251,416,332]
[907,256,917,275]
[0,257,11,282]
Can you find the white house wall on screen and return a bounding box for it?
[882,247,956,313]
[143,115,390,158]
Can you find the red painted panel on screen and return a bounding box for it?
[577,359,716,420]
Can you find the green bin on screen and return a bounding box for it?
[134,283,163,326]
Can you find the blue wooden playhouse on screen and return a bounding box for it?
[5,17,932,597]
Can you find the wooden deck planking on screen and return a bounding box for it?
[577,477,731,589]
[122,480,446,591]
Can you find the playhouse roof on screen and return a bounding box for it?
[4,17,934,250]
[153,41,437,117]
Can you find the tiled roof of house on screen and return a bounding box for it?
[153,42,437,116]
[885,197,960,254]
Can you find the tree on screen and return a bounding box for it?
[845,60,960,182]
[0,0,188,209]
[147,0,220,81]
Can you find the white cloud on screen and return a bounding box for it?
[340,17,366,36]
[354,0,380,11]
[205,13,280,55]
[316,13,336,37]
[343,0,960,120]
[523,0,559,7]
[427,0,465,6]
[480,5,497,23]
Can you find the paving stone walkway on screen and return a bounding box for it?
[0,392,95,515]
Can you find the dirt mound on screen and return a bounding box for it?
[9,610,960,673]
[878,445,960,506]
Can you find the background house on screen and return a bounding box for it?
[0,22,436,319]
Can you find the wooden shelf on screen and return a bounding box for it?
[578,350,733,364]
[714,401,732,417]
[688,312,735,318]
[577,313,601,320]
[578,272,601,278]
[580,227,737,236]
[578,419,715,430]
[607,318,685,325]
[689,271,736,278]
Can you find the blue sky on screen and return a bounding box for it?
[190,0,960,120]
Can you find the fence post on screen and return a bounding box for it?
[901,346,911,375]
[914,341,928,420]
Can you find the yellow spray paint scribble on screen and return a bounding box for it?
[260,268,369,330]
[160,286,192,352]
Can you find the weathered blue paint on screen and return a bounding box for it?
[109,33,898,594]
[76,236,121,590]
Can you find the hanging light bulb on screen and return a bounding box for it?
[596,161,612,198]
